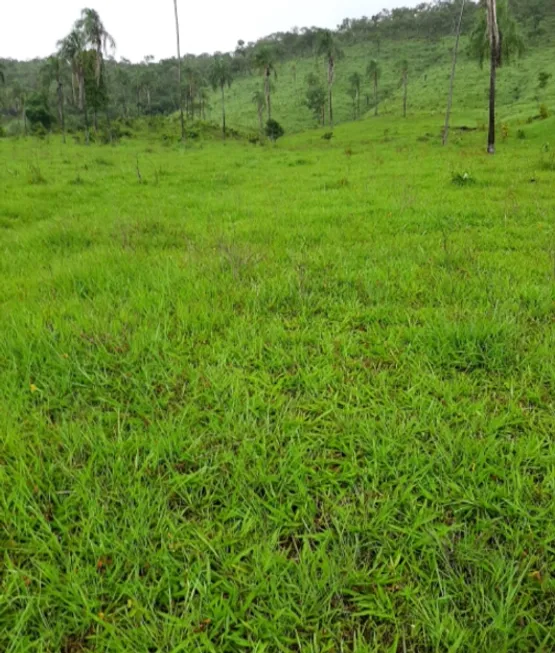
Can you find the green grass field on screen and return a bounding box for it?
[1,108,555,652]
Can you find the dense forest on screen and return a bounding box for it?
[0,0,554,138]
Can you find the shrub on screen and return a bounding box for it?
[517,129,526,140]
[25,93,53,131]
[539,104,549,120]
[538,71,551,89]
[265,119,284,142]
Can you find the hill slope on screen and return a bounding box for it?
[210,32,555,134]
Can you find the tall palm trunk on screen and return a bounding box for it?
[173,0,185,141]
[79,71,90,145]
[258,105,263,132]
[328,58,334,128]
[220,84,226,140]
[71,72,77,106]
[265,69,272,121]
[22,96,28,136]
[56,80,66,143]
[78,69,84,110]
[486,0,499,154]
[95,46,102,86]
[443,0,466,145]
[402,71,408,118]
[374,75,379,116]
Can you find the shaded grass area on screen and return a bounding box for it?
[1,114,555,651]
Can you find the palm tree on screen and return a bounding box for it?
[0,63,5,85]
[41,55,66,143]
[253,46,277,120]
[469,0,524,154]
[348,72,362,119]
[366,59,381,116]
[209,55,233,139]
[443,0,466,145]
[251,89,265,132]
[317,30,343,128]
[172,0,185,140]
[76,8,115,86]
[398,59,409,118]
[58,30,90,144]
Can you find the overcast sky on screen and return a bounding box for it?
[1,1,422,63]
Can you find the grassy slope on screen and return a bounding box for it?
[1,110,555,650]
[209,32,555,134]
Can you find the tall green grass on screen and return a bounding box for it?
[1,111,555,651]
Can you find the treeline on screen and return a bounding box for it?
[0,0,554,137]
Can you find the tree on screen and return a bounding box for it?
[210,55,233,139]
[173,0,185,140]
[443,0,466,145]
[25,93,53,132]
[251,89,265,132]
[76,8,115,86]
[253,46,278,120]
[366,59,381,116]
[83,49,108,131]
[58,29,90,143]
[469,0,524,154]
[41,55,66,142]
[348,72,362,119]
[0,63,5,85]
[265,118,284,142]
[317,30,343,128]
[304,73,326,125]
[398,59,409,118]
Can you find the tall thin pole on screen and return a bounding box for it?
[486,0,499,154]
[173,0,185,141]
[443,0,466,145]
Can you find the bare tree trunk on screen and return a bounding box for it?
[81,74,90,145]
[258,107,263,132]
[173,0,185,141]
[328,60,334,128]
[23,99,28,136]
[57,81,66,144]
[79,74,84,111]
[403,73,408,118]
[265,71,272,120]
[486,0,499,154]
[374,76,379,116]
[93,108,98,132]
[221,85,226,140]
[487,45,497,154]
[443,0,466,145]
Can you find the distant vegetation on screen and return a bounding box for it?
[1,0,554,146]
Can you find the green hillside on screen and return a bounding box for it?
[213,35,555,134]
